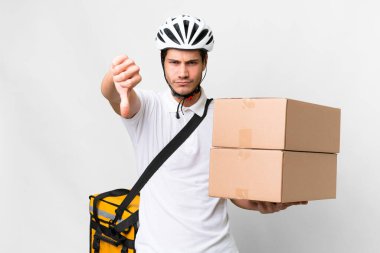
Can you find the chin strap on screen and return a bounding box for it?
[176,97,186,119]
[175,93,198,119]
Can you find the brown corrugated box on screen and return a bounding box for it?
[212,98,340,153]
[209,98,341,203]
[209,148,337,202]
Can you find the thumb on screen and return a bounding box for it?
[119,88,130,117]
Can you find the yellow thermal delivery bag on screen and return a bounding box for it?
[89,189,140,253]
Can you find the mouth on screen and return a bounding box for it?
[175,81,192,86]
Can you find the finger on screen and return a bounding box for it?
[119,88,130,118]
[278,203,289,210]
[112,58,136,75]
[287,201,308,206]
[295,201,308,206]
[113,65,140,83]
[249,201,259,211]
[117,73,142,89]
[127,74,142,88]
[258,202,270,214]
[112,54,129,66]
[269,202,283,212]
[266,202,287,213]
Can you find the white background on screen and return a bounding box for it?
[1,0,379,252]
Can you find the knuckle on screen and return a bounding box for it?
[123,59,132,69]
[124,58,133,66]
[113,65,120,73]
[124,80,131,87]
[112,54,128,65]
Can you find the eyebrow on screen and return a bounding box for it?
[167,58,200,63]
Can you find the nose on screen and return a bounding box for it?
[178,63,189,79]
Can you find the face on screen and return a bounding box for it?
[164,49,207,96]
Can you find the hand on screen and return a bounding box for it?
[251,201,308,214]
[231,199,308,214]
[111,54,142,117]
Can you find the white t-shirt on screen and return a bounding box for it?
[121,88,239,253]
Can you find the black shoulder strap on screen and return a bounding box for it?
[113,98,213,223]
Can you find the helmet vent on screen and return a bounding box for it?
[206,36,214,45]
[157,33,165,43]
[174,23,184,43]
[192,29,208,45]
[184,20,189,38]
[164,28,180,45]
[189,23,199,43]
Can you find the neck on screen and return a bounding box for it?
[173,91,201,107]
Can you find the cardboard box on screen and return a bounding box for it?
[212,98,341,153]
[209,148,337,203]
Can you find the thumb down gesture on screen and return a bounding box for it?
[111,54,142,117]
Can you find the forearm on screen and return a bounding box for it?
[101,69,120,103]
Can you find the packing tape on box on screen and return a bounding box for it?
[238,149,250,160]
[242,99,256,109]
[239,129,252,147]
[235,188,249,199]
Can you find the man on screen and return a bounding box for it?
[101,15,307,253]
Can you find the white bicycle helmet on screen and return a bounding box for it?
[156,14,214,52]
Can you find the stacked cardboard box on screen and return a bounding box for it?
[209,98,341,203]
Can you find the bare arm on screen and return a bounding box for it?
[101,55,142,119]
[230,199,308,214]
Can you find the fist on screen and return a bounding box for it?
[111,54,142,117]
